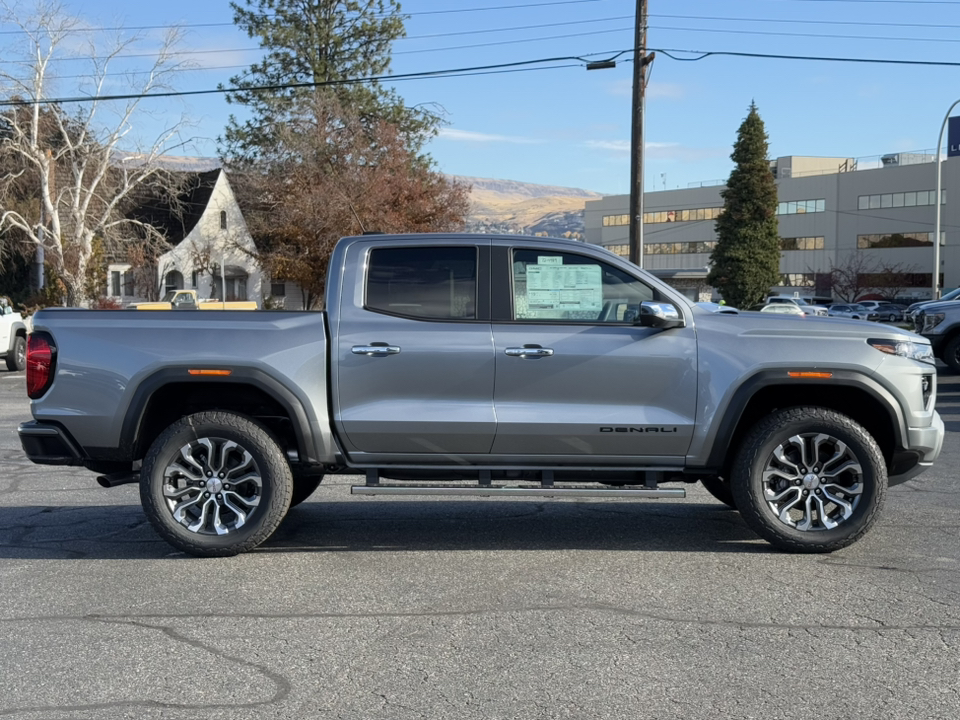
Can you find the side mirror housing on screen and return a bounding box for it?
[637,301,685,329]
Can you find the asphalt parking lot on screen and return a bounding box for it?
[0,370,958,719]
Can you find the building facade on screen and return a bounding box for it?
[584,155,959,302]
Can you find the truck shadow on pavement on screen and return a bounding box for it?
[0,499,770,559]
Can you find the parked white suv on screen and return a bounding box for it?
[0,299,26,371]
[765,296,829,316]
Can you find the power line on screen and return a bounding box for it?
[0,52,626,106]
[11,44,960,107]
[0,18,634,65]
[0,0,614,36]
[650,13,960,31]
[649,23,960,45]
[653,46,960,67]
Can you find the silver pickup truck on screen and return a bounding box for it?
[19,233,944,556]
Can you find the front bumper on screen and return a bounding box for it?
[889,412,945,485]
[18,421,84,466]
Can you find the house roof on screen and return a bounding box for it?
[127,168,221,245]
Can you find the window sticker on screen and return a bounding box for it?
[524,264,602,318]
[537,256,563,265]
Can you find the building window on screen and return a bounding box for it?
[776,199,825,215]
[857,190,945,211]
[108,264,133,297]
[220,210,227,230]
[645,241,717,255]
[270,282,286,297]
[603,244,630,257]
[602,214,629,227]
[857,232,943,249]
[781,236,825,251]
[191,271,198,288]
[781,273,816,287]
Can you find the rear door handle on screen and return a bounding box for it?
[352,345,401,356]
[505,346,554,358]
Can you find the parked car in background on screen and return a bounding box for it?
[828,304,880,321]
[915,299,960,373]
[764,296,829,316]
[757,303,806,316]
[856,301,903,322]
[905,288,960,322]
[0,300,26,371]
[695,302,739,314]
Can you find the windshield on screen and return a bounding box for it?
[161,291,177,302]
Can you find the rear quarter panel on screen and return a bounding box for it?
[29,309,337,461]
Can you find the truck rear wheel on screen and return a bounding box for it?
[731,407,886,553]
[140,411,293,557]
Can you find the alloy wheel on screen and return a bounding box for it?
[761,433,863,532]
[162,437,263,535]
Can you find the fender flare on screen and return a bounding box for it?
[119,366,321,463]
[701,368,907,471]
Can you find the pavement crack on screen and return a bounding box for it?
[0,616,292,716]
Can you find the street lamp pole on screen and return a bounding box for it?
[934,99,960,300]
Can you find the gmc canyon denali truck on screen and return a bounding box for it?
[19,234,944,556]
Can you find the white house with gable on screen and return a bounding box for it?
[107,168,307,309]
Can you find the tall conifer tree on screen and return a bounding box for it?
[707,102,781,308]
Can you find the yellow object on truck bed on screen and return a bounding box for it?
[131,290,258,311]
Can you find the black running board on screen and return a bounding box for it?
[351,484,685,498]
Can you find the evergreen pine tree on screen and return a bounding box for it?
[707,102,781,309]
[221,0,439,164]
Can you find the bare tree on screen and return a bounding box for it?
[0,0,192,306]
[823,252,919,302]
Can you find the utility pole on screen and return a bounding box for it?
[629,0,653,268]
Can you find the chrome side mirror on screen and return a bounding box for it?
[637,301,685,329]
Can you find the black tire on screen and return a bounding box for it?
[5,335,25,372]
[140,411,293,557]
[290,474,324,507]
[944,334,960,374]
[731,407,887,553]
[700,476,736,509]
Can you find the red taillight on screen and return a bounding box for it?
[26,334,55,399]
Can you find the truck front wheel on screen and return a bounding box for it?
[731,407,886,553]
[140,411,293,557]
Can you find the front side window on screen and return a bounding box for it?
[366,246,477,320]
[511,249,657,323]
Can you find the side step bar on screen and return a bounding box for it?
[351,469,685,498]
[351,485,685,498]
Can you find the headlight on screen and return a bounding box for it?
[868,338,935,364]
[921,313,945,333]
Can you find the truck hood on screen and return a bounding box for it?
[913,299,960,315]
[692,307,926,343]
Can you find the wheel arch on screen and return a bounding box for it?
[121,367,320,464]
[705,371,905,478]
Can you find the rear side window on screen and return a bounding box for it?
[366,246,477,320]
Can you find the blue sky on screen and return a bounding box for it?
[5,0,960,194]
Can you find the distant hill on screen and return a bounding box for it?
[449,175,602,239]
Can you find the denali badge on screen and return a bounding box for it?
[600,426,678,433]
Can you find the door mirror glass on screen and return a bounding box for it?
[637,301,685,329]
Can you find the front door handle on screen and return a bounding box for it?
[505,346,554,358]
[352,345,401,356]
